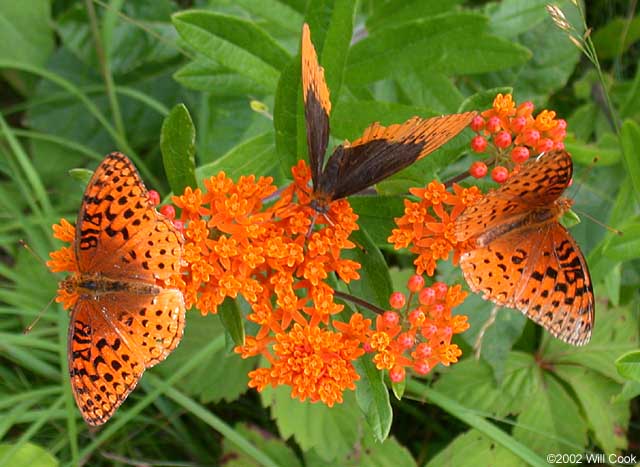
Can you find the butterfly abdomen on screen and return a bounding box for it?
[63,275,161,298]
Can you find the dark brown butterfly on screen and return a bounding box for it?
[301,23,477,213]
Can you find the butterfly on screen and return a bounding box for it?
[455,150,594,345]
[301,23,477,214]
[61,152,185,425]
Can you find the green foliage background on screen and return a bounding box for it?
[1,1,639,466]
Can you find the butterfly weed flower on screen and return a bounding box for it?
[362,275,469,383]
[468,93,567,182]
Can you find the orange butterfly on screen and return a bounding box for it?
[61,153,185,425]
[455,150,594,345]
[301,23,476,214]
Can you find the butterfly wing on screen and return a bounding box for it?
[301,23,331,189]
[456,150,573,243]
[69,288,185,425]
[316,112,476,201]
[75,152,182,282]
[459,223,594,345]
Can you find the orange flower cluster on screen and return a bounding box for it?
[171,161,365,406]
[47,218,79,310]
[359,277,469,383]
[388,182,482,276]
[468,93,568,181]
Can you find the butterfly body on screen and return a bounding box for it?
[63,152,185,425]
[455,151,594,346]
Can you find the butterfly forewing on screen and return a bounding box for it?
[456,150,573,243]
[301,23,331,189]
[318,112,477,201]
[75,152,181,282]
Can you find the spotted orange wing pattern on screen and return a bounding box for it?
[69,152,185,425]
[455,151,594,345]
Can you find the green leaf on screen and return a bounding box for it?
[197,132,279,181]
[218,298,245,347]
[391,378,406,400]
[460,297,527,382]
[614,381,640,403]
[543,306,639,384]
[233,0,304,33]
[616,351,640,382]
[304,430,416,467]
[172,11,290,92]
[434,352,533,417]
[173,61,260,95]
[459,87,513,112]
[222,422,301,467]
[593,15,640,59]
[367,0,463,32]
[555,366,629,453]
[426,429,526,467]
[0,442,58,467]
[512,372,588,455]
[478,1,581,103]
[346,13,530,85]
[354,357,392,442]
[485,0,551,38]
[394,71,465,113]
[160,104,197,195]
[619,119,640,204]
[273,56,303,173]
[262,386,362,462]
[156,313,253,403]
[603,221,640,261]
[344,228,393,309]
[68,168,93,183]
[0,0,54,95]
[349,196,404,247]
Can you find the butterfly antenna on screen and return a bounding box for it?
[19,239,49,268]
[569,157,623,236]
[571,207,624,236]
[473,305,500,359]
[24,296,56,334]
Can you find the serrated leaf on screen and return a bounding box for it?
[426,429,526,467]
[173,61,259,95]
[354,357,392,442]
[261,385,363,462]
[346,13,530,85]
[160,104,197,195]
[555,366,629,453]
[367,0,462,32]
[512,372,588,455]
[172,11,289,92]
[543,305,639,382]
[344,227,393,309]
[434,352,533,417]
[219,298,245,346]
[616,350,640,382]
